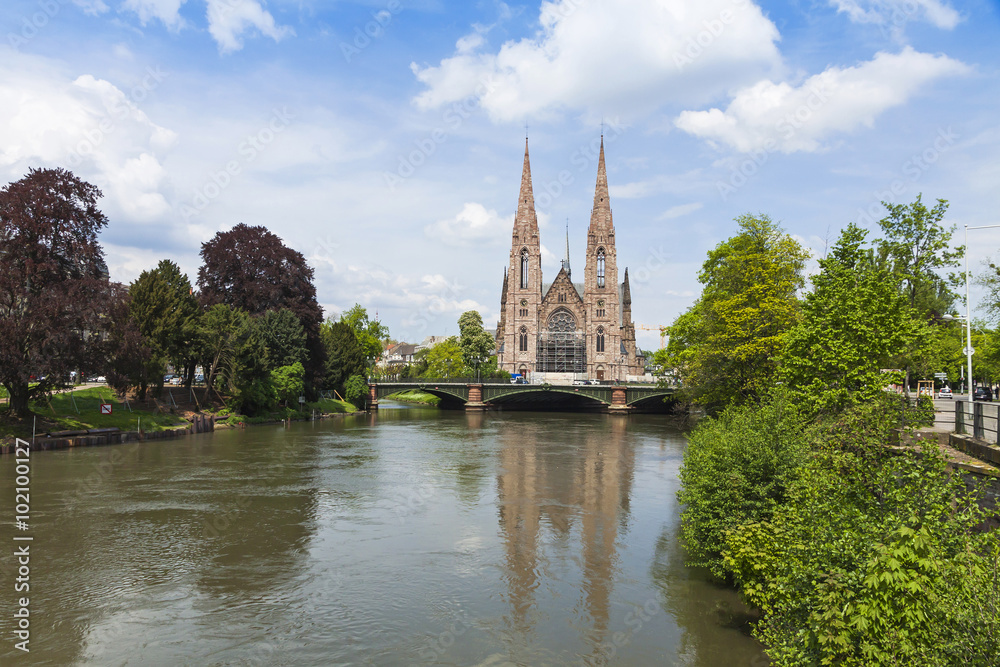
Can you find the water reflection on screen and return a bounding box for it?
[496,415,635,664]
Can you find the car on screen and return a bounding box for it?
[195,374,205,383]
[163,374,176,383]
[974,386,993,401]
[937,387,953,399]
[170,377,182,385]
[510,376,528,384]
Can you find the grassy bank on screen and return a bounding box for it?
[384,389,441,406]
[1,386,189,439]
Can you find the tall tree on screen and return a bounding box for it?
[128,259,200,391]
[198,304,250,404]
[423,337,467,378]
[669,214,808,409]
[0,168,110,416]
[258,308,308,369]
[197,223,325,394]
[320,319,365,394]
[339,304,389,361]
[458,310,495,379]
[100,284,157,400]
[780,224,916,415]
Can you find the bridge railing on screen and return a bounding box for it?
[955,400,1000,443]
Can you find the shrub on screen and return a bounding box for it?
[344,374,368,410]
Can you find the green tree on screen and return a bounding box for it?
[199,304,250,403]
[339,304,389,362]
[669,214,808,409]
[258,308,308,369]
[458,310,496,379]
[271,362,305,409]
[128,259,200,391]
[344,374,368,410]
[230,318,275,415]
[780,224,916,415]
[422,337,467,378]
[320,319,365,393]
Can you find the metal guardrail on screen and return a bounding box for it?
[955,400,1000,443]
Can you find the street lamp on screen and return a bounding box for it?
[942,313,972,402]
[948,223,1000,402]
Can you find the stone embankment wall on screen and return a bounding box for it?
[0,413,215,454]
[948,432,1000,517]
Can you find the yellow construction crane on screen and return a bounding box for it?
[635,324,668,349]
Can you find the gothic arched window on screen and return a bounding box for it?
[597,248,606,288]
[520,249,529,289]
[519,326,528,352]
[596,326,605,352]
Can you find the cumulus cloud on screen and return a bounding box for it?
[658,202,703,219]
[411,0,783,123]
[206,0,294,54]
[674,47,968,154]
[0,52,176,223]
[424,202,513,246]
[830,0,961,30]
[122,0,188,30]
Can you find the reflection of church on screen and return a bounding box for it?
[496,417,634,657]
[495,138,643,381]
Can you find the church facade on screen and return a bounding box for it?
[496,138,643,381]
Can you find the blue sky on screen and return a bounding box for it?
[2,0,999,349]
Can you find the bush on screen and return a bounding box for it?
[677,392,807,578]
[344,374,368,410]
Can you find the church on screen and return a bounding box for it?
[496,137,643,382]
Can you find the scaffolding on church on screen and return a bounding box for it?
[536,332,587,373]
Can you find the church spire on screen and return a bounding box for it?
[589,135,613,233]
[514,137,538,236]
[561,219,571,277]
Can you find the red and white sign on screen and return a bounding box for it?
[100,403,112,415]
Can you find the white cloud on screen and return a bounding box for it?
[411,0,783,123]
[205,0,294,54]
[122,0,188,30]
[0,51,176,223]
[72,0,110,15]
[830,0,961,30]
[674,47,968,154]
[658,203,703,220]
[425,202,513,246]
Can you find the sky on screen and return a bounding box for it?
[2,0,999,351]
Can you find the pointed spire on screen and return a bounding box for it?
[500,267,509,304]
[622,267,631,306]
[561,219,571,277]
[589,135,613,232]
[514,138,539,236]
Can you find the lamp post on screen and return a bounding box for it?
[943,313,973,402]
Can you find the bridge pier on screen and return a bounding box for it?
[465,384,487,412]
[607,386,632,415]
[368,384,378,411]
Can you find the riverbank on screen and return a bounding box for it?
[384,389,442,406]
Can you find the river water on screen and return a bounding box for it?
[0,403,765,666]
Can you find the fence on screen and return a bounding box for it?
[954,400,1000,443]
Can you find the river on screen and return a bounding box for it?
[0,403,765,665]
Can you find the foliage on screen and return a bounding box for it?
[421,336,468,378]
[780,225,916,416]
[344,374,368,409]
[458,310,496,376]
[197,223,325,393]
[385,389,442,406]
[26,386,188,434]
[676,391,808,578]
[128,259,200,389]
[271,362,305,407]
[876,195,962,316]
[678,393,1000,666]
[258,308,308,369]
[338,304,389,361]
[0,168,111,416]
[320,319,366,392]
[101,284,157,399]
[668,214,808,410]
[199,304,249,403]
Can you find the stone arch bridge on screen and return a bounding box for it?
[369,381,676,413]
